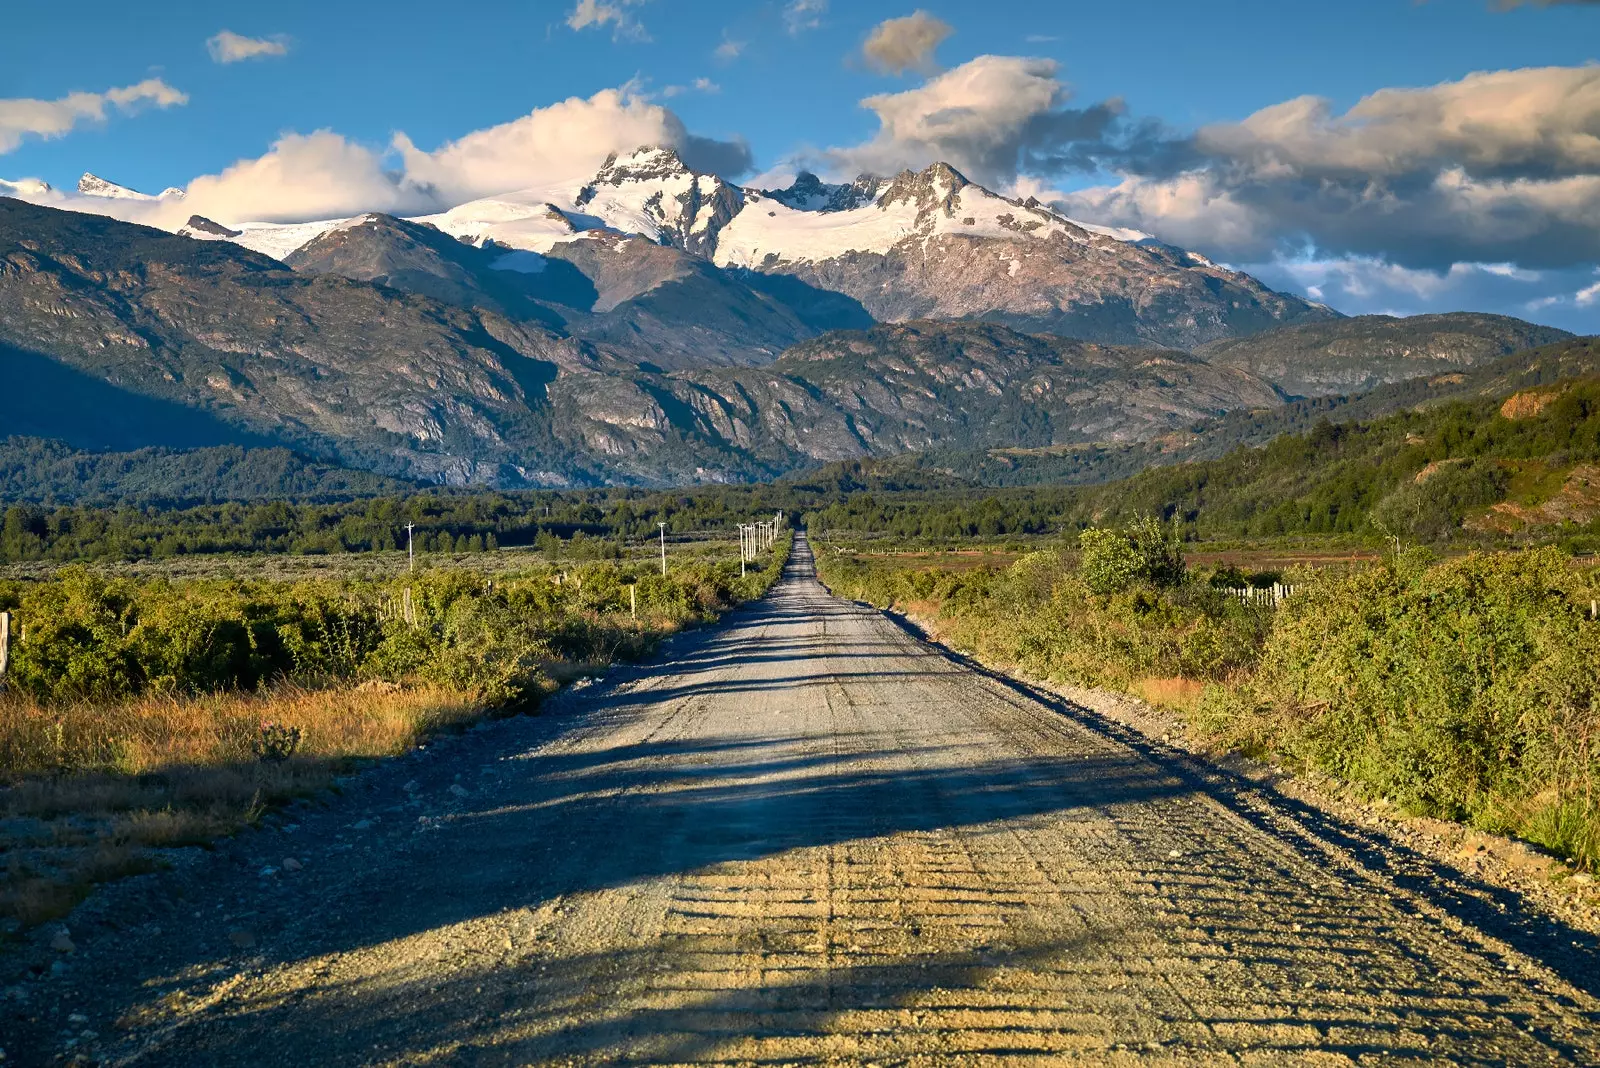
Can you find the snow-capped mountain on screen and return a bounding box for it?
[77,173,185,201]
[10,147,1333,349]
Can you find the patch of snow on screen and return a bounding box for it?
[1069,219,1153,243]
[228,218,353,261]
[417,188,585,254]
[76,173,185,202]
[713,182,1089,269]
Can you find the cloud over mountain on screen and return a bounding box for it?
[817,54,1172,191]
[2,85,750,228]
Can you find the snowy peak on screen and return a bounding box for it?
[572,144,744,257]
[763,172,884,213]
[874,162,971,214]
[579,146,694,195]
[77,173,183,201]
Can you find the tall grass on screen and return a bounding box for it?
[0,536,792,928]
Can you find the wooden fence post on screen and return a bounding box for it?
[630,585,637,620]
[0,611,9,679]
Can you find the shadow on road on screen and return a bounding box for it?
[27,534,1600,1066]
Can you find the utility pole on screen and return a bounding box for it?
[405,523,416,572]
[658,522,667,577]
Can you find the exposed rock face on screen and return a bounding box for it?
[0,198,596,484]
[179,215,242,239]
[1195,313,1574,397]
[0,200,1296,486]
[542,321,1288,483]
[763,172,885,212]
[282,212,868,370]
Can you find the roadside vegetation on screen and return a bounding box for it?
[0,536,790,928]
[817,529,1600,876]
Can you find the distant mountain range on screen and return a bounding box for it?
[123,148,1335,351]
[0,148,1577,491]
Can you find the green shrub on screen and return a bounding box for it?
[1204,548,1600,869]
[1078,515,1187,595]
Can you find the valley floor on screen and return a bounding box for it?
[6,535,1599,1064]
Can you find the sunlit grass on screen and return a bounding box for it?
[0,682,486,927]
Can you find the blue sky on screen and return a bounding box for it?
[4,0,1599,330]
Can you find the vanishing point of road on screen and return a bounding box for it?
[21,534,1600,1065]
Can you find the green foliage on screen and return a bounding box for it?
[1079,516,1187,594]
[1370,460,1510,542]
[1201,548,1600,869]
[1078,529,1140,595]
[0,535,791,707]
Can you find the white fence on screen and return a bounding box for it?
[1223,583,1298,608]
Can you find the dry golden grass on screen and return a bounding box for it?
[1132,676,1206,714]
[0,683,488,928]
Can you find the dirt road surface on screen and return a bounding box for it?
[10,534,1600,1065]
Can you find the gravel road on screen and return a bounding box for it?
[11,533,1600,1065]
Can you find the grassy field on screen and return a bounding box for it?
[816,531,1600,877]
[0,533,791,930]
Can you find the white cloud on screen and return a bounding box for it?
[181,130,435,224]
[0,79,187,154]
[825,55,1066,185]
[1053,65,1600,274]
[207,31,290,64]
[661,78,720,99]
[1577,277,1600,306]
[394,86,748,203]
[1242,254,1597,331]
[784,0,827,35]
[1197,65,1600,179]
[862,11,953,76]
[3,84,750,232]
[566,0,652,41]
[714,36,746,61]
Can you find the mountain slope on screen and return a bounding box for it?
[1194,313,1573,397]
[0,436,418,505]
[912,335,1600,489]
[135,148,1335,352]
[0,198,603,484]
[541,321,1287,482]
[0,199,1297,487]
[716,163,1334,348]
[283,213,869,369]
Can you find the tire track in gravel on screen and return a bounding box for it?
[10,532,1600,1066]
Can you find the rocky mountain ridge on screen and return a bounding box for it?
[0,198,1310,486]
[66,148,1338,351]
